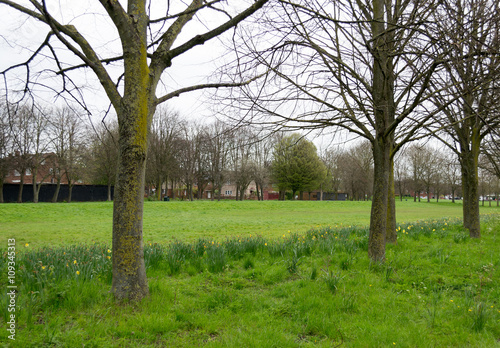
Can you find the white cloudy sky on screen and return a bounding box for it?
[0,0,245,122]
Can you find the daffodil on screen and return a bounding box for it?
[76,271,80,275]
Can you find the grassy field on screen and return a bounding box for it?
[1,199,498,246]
[0,201,499,347]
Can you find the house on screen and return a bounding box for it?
[4,152,69,185]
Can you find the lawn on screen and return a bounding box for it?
[1,199,497,246]
[0,201,499,347]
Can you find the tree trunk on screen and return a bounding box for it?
[368,138,390,262]
[53,178,61,203]
[107,182,112,201]
[112,105,151,301]
[157,177,162,201]
[461,144,480,238]
[32,169,39,203]
[68,182,73,203]
[386,158,397,244]
[17,174,25,203]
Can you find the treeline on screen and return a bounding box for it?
[2,103,498,204]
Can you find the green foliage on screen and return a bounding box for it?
[271,133,327,196]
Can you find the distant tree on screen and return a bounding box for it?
[0,103,10,203]
[177,124,198,201]
[29,106,52,203]
[228,128,255,201]
[194,128,211,200]
[8,104,36,203]
[429,0,500,237]
[443,154,462,203]
[320,147,343,201]
[206,121,231,201]
[338,142,373,201]
[406,145,426,202]
[252,131,275,201]
[88,121,119,201]
[146,107,181,201]
[272,134,326,200]
[419,146,439,203]
[394,150,409,201]
[49,107,85,202]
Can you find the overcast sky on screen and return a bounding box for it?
[0,0,243,123]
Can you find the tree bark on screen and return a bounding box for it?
[52,178,61,203]
[368,138,390,261]
[32,169,39,203]
[112,104,152,301]
[386,158,397,244]
[17,174,24,203]
[107,182,112,201]
[461,147,480,238]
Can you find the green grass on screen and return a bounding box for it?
[0,201,499,347]
[1,199,498,247]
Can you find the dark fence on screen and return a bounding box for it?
[2,183,114,203]
[318,192,348,201]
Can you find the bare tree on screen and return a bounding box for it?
[206,120,231,201]
[0,102,10,203]
[428,0,500,237]
[251,130,274,201]
[406,144,426,202]
[146,106,181,201]
[443,154,462,203]
[320,147,343,201]
[29,106,52,203]
[0,0,269,300]
[49,107,85,202]
[394,150,409,201]
[8,104,36,203]
[87,121,119,202]
[217,0,446,259]
[418,145,439,203]
[229,127,255,200]
[337,142,373,201]
[177,124,198,201]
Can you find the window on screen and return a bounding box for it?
[26,168,31,176]
[14,170,20,176]
[225,190,233,196]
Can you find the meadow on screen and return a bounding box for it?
[0,200,499,347]
[1,199,497,246]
